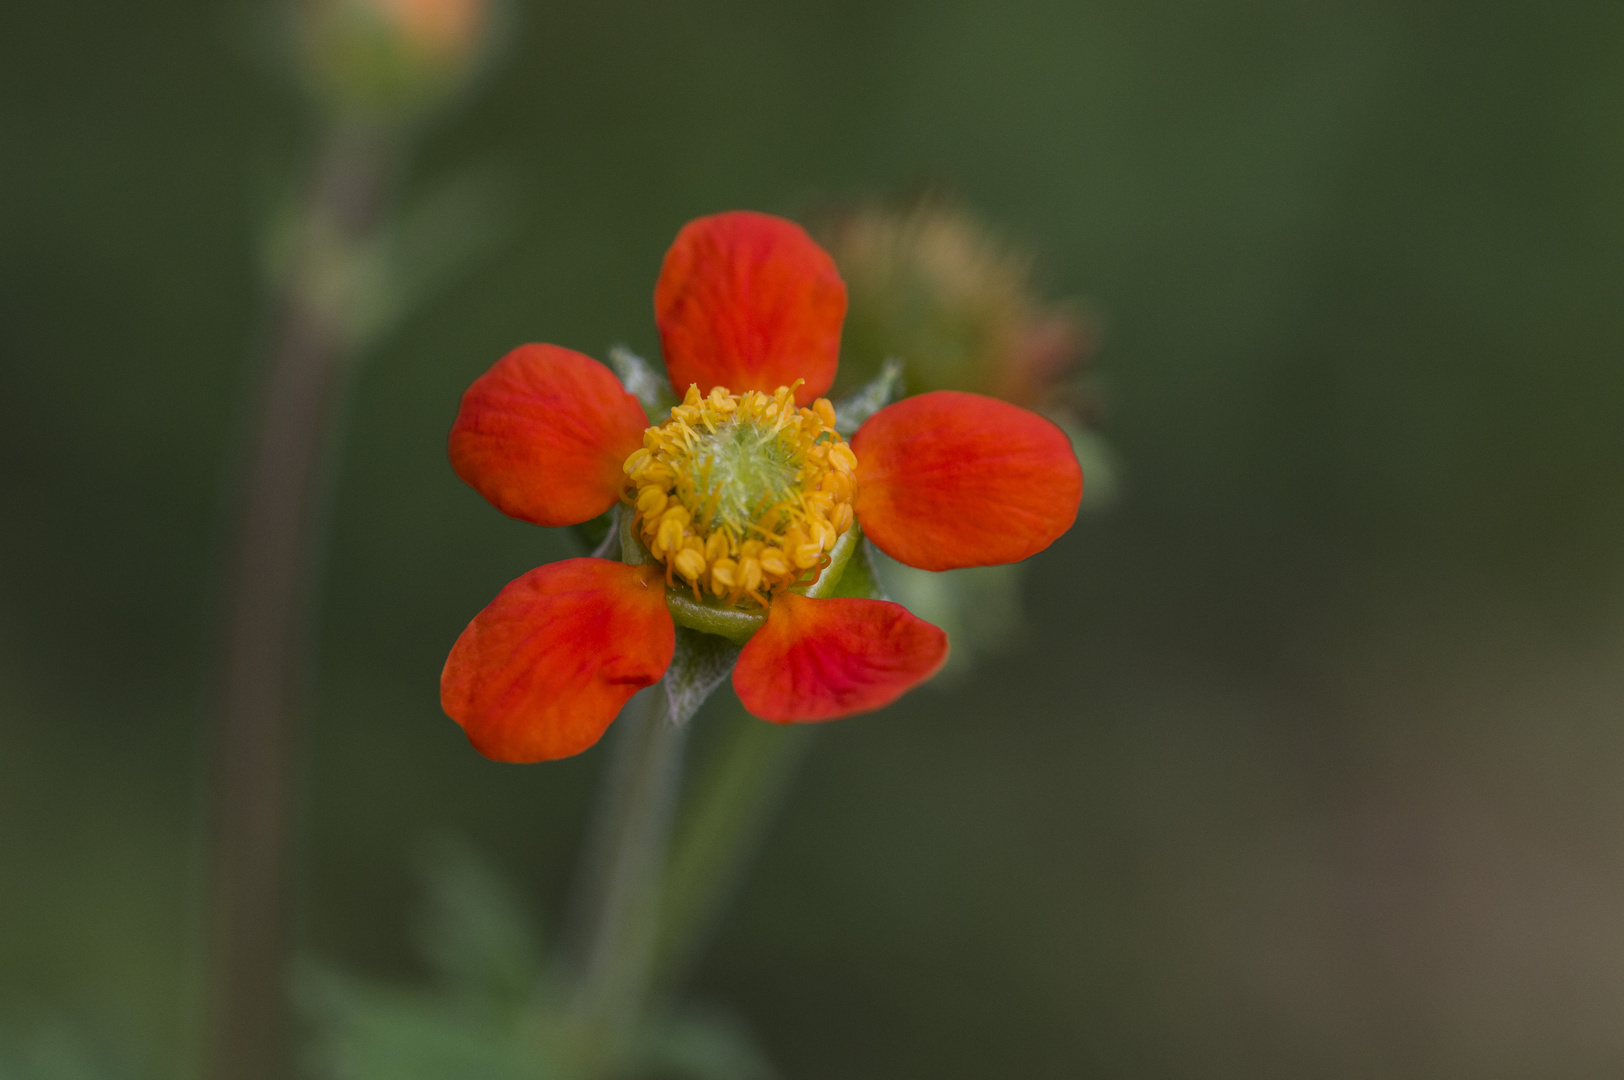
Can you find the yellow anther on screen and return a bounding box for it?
[710,558,737,594]
[622,382,859,609]
[809,518,836,551]
[819,469,852,499]
[830,502,853,534]
[757,549,787,578]
[639,464,676,488]
[636,485,668,518]
[778,525,822,571]
[655,515,686,556]
[674,547,706,582]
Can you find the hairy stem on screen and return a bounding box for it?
[655,706,816,990]
[566,683,689,1065]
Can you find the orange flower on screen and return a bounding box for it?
[442,212,1082,762]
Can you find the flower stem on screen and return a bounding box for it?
[202,119,394,1080]
[566,682,688,1066]
[654,705,816,990]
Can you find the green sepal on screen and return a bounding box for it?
[662,627,742,726]
[618,505,656,567]
[828,537,888,600]
[608,344,677,422]
[800,521,862,599]
[832,357,904,435]
[572,506,617,555]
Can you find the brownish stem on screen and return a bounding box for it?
[201,120,392,1080]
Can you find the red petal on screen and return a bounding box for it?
[852,391,1082,571]
[449,344,648,527]
[655,211,846,405]
[441,559,675,762]
[733,593,948,723]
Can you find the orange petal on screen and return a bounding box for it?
[449,344,648,527]
[441,559,675,762]
[852,391,1082,571]
[733,593,948,723]
[654,211,846,405]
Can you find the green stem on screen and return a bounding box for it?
[567,682,688,1066]
[654,705,816,990]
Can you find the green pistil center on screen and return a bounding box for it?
[684,417,800,533]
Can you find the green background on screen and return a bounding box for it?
[5,1,1624,1076]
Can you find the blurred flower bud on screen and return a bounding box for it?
[824,196,1120,676]
[295,0,496,118]
[825,195,1116,508]
[823,196,1096,415]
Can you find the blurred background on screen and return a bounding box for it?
[5,1,1624,1077]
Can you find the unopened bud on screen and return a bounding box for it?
[823,196,1094,415]
[295,0,496,117]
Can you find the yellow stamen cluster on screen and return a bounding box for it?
[623,382,858,607]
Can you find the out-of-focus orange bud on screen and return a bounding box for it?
[823,196,1096,416]
[364,0,485,63]
[295,0,496,117]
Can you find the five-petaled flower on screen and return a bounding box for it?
[441,211,1083,762]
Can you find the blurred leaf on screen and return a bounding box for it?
[295,964,557,1080]
[633,1007,776,1080]
[0,1028,132,1080]
[410,833,545,1006]
[299,841,575,1080]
